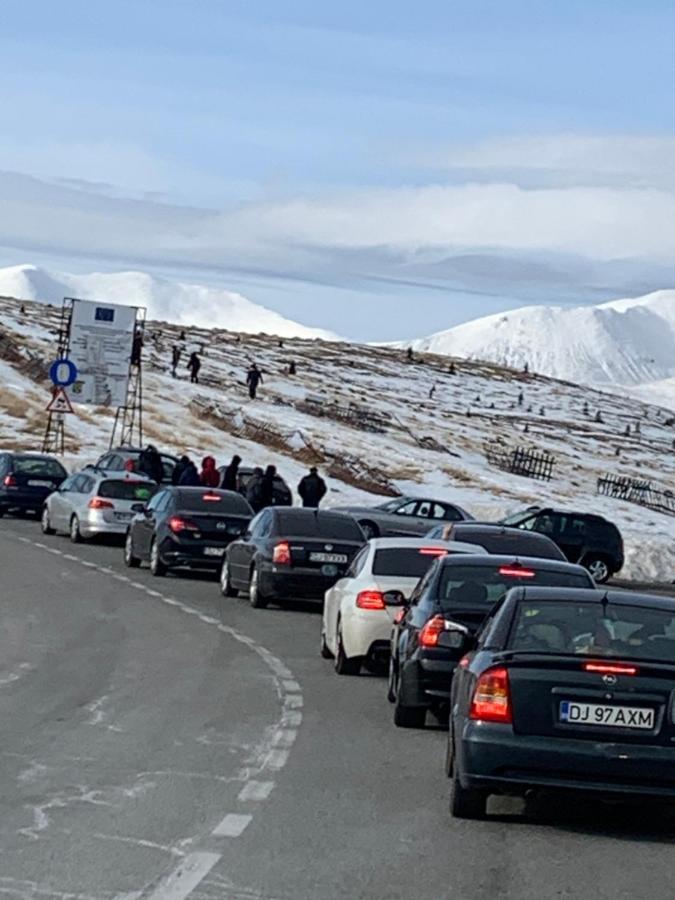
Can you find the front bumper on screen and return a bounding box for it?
[457,721,675,799]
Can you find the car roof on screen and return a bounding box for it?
[6,452,58,459]
[513,587,675,610]
[273,507,351,518]
[368,537,488,554]
[437,554,590,576]
[109,447,177,459]
[514,506,609,521]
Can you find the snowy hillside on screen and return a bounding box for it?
[1,294,675,583]
[0,264,335,340]
[408,290,675,387]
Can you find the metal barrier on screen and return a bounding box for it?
[597,473,675,517]
[485,442,556,481]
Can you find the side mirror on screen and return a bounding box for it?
[383,590,406,607]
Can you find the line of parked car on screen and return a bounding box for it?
[8,448,674,823]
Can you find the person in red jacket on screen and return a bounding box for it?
[200,456,220,488]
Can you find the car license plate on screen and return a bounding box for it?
[310,552,348,564]
[114,512,133,520]
[204,546,225,557]
[28,480,52,487]
[559,701,654,730]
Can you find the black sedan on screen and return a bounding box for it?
[0,452,67,518]
[124,487,253,576]
[220,507,365,610]
[448,587,675,819]
[388,554,594,729]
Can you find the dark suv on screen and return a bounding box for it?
[500,507,624,583]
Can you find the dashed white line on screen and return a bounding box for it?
[211,813,252,838]
[237,781,275,803]
[144,851,221,900]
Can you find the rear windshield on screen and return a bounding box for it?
[510,600,675,663]
[13,457,66,477]
[373,547,446,577]
[465,533,564,560]
[99,480,157,502]
[436,565,592,609]
[177,490,252,514]
[276,512,363,540]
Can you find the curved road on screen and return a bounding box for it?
[2,519,675,900]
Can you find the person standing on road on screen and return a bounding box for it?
[260,465,277,509]
[200,456,220,488]
[246,363,263,399]
[245,466,265,512]
[172,455,190,485]
[138,445,164,484]
[297,467,327,508]
[187,351,201,384]
[221,455,241,491]
[171,346,182,378]
[178,458,200,486]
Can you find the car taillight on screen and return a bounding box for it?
[3,474,17,487]
[469,666,512,724]
[419,614,446,648]
[88,497,114,509]
[498,566,536,578]
[273,541,291,565]
[584,661,638,676]
[356,590,386,610]
[168,516,199,534]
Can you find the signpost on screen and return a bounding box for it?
[46,387,74,415]
[48,358,78,389]
[68,300,137,407]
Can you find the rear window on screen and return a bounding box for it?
[510,600,675,662]
[13,457,66,477]
[466,533,564,560]
[276,512,363,540]
[99,480,158,502]
[436,565,592,610]
[373,547,446,578]
[177,490,252,514]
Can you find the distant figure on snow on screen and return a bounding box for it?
[406,347,414,361]
[288,360,297,376]
[200,456,220,488]
[245,466,265,512]
[171,346,182,378]
[523,362,529,374]
[187,351,201,384]
[428,384,436,400]
[138,445,164,485]
[297,467,327,508]
[179,330,186,341]
[221,455,242,491]
[178,458,201,486]
[247,363,263,399]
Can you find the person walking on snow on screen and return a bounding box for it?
[246,363,263,399]
[138,445,164,485]
[297,467,327,508]
[178,458,201,486]
[221,455,242,491]
[200,456,220,488]
[171,346,182,378]
[187,351,201,384]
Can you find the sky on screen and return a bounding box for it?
[2,0,675,340]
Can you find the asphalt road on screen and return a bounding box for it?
[3,517,675,900]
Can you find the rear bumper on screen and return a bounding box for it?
[80,513,132,538]
[341,608,394,659]
[400,656,456,708]
[0,490,51,512]
[457,721,675,798]
[260,567,337,601]
[161,540,228,569]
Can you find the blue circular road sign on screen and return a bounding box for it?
[49,358,78,388]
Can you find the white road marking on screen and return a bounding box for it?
[264,749,289,771]
[237,781,275,803]
[211,813,253,837]
[281,679,301,693]
[144,851,221,900]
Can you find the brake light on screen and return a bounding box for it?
[356,590,386,610]
[3,474,17,486]
[88,497,114,509]
[202,493,221,502]
[419,614,446,648]
[469,666,512,724]
[584,662,638,676]
[168,516,199,534]
[419,547,448,557]
[498,566,536,578]
[273,541,291,565]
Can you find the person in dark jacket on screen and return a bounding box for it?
[200,456,220,488]
[178,458,200,486]
[245,467,264,512]
[171,455,190,485]
[138,445,164,484]
[246,363,263,399]
[221,455,241,491]
[260,465,277,509]
[187,352,201,384]
[297,467,327,508]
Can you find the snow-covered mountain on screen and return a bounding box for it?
[409,290,675,386]
[0,264,336,340]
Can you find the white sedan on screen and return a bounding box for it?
[321,537,487,675]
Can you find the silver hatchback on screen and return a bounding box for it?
[41,471,158,542]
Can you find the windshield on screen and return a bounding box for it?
[510,600,675,663]
[377,499,402,512]
[14,457,67,477]
[501,510,534,527]
[436,565,591,610]
[373,547,446,578]
[99,480,157,501]
[276,512,363,540]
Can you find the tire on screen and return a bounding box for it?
[445,731,455,778]
[220,559,238,597]
[69,515,83,544]
[358,520,379,540]
[584,555,611,584]
[124,531,141,568]
[450,766,487,820]
[41,506,55,536]
[320,627,334,659]
[334,626,361,675]
[387,657,397,703]
[0,507,5,518]
[249,567,268,609]
[149,539,167,577]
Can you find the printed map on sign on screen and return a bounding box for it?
[69,300,137,406]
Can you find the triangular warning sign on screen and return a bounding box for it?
[46,387,74,414]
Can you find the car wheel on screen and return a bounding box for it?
[0,507,5,518]
[249,567,268,609]
[124,531,141,568]
[41,506,55,535]
[320,626,334,659]
[334,626,362,675]
[450,766,487,820]
[387,657,397,703]
[220,559,238,597]
[358,519,379,540]
[584,556,611,584]
[150,539,167,576]
[70,515,84,543]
